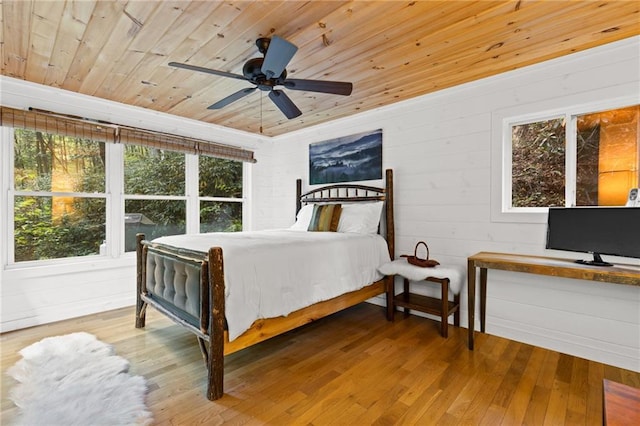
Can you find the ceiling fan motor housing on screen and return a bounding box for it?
[256,37,271,54]
[243,57,286,88]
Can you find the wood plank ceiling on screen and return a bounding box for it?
[2,1,639,137]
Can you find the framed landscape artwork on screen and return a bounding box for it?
[309,129,383,184]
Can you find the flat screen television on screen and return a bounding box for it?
[546,207,640,266]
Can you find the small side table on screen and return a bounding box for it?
[379,259,462,338]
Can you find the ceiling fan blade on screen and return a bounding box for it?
[168,62,246,81]
[207,87,257,109]
[261,36,298,80]
[268,90,302,119]
[284,79,353,96]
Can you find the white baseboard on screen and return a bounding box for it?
[0,295,135,334]
[488,317,640,373]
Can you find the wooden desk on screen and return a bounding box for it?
[466,252,640,350]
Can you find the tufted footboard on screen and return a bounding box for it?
[135,233,226,400]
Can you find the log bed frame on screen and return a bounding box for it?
[135,169,395,400]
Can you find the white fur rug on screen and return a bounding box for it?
[6,332,152,426]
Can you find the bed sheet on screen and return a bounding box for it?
[153,230,390,340]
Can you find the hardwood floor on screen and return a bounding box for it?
[2,303,639,425]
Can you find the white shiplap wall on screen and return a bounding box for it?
[1,37,638,372]
[256,37,640,372]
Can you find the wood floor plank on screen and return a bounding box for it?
[455,340,520,424]
[522,385,551,425]
[520,349,559,425]
[543,378,570,425]
[500,345,548,425]
[443,367,492,421]
[565,356,589,424]
[2,303,639,426]
[481,344,535,424]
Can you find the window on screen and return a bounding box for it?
[505,104,639,211]
[0,106,255,268]
[7,130,246,262]
[198,156,243,233]
[3,106,252,265]
[123,146,187,251]
[13,129,106,262]
[511,117,566,208]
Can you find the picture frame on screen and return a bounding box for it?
[309,129,382,185]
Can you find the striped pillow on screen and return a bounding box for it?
[308,204,342,232]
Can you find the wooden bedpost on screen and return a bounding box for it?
[296,178,302,214]
[385,169,396,321]
[385,169,395,260]
[207,247,225,401]
[135,233,147,328]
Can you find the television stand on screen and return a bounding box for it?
[466,252,640,350]
[575,253,612,267]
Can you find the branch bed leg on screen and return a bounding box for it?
[207,247,225,400]
[135,233,147,329]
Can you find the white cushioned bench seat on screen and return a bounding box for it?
[378,258,464,294]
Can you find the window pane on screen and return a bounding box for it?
[576,106,639,206]
[199,156,243,197]
[14,196,106,262]
[124,146,185,195]
[124,199,186,251]
[14,129,105,193]
[200,201,242,233]
[511,118,566,207]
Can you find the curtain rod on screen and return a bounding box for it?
[17,106,256,163]
[27,107,234,150]
[28,107,119,129]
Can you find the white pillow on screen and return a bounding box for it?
[337,202,384,234]
[289,204,314,231]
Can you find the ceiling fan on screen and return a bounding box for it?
[168,36,353,119]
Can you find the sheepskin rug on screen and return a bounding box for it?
[6,332,152,426]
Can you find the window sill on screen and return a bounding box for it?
[3,253,136,279]
[491,207,549,224]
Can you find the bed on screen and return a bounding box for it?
[135,169,395,400]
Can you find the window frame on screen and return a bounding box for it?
[196,155,245,234]
[491,95,639,224]
[122,146,188,253]
[7,127,110,266]
[503,112,569,214]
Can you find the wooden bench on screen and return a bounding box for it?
[379,260,463,337]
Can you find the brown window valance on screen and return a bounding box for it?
[0,106,256,163]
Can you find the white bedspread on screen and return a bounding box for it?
[153,230,391,341]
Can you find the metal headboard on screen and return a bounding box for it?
[295,169,395,259]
